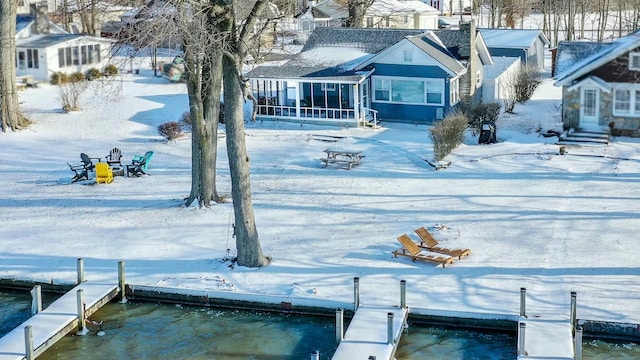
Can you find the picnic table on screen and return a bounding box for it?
[321,148,364,170]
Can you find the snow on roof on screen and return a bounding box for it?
[553,33,640,86]
[367,0,439,15]
[479,28,550,48]
[484,56,520,79]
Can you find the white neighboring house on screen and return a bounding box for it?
[365,0,439,29]
[15,11,114,82]
[482,56,521,104]
[423,0,472,16]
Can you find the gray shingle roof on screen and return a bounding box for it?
[553,40,620,84]
[302,27,425,53]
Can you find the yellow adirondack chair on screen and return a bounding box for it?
[95,162,113,184]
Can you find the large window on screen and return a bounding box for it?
[613,87,640,116]
[58,44,102,68]
[373,77,443,105]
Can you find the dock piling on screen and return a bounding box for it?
[400,280,406,309]
[353,277,360,311]
[118,261,127,303]
[76,289,88,335]
[520,287,527,318]
[575,326,583,360]
[310,350,319,360]
[77,258,85,284]
[335,308,344,344]
[30,285,42,315]
[570,291,577,334]
[517,322,526,355]
[24,325,34,360]
[387,312,394,344]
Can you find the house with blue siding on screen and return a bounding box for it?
[247,22,492,126]
[478,29,549,71]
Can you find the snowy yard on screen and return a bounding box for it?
[2,65,640,326]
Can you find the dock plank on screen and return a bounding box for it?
[332,305,408,360]
[0,282,118,360]
[518,316,574,359]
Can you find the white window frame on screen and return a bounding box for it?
[450,78,460,105]
[403,49,413,62]
[613,85,640,117]
[629,52,640,71]
[321,83,336,91]
[372,76,444,106]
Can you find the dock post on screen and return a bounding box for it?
[335,309,344,344]
[570,291,577,334]
[30,285,42,315]
[353,277,360,311]
[574,326,583,360]
[400,280,406,309]
[77,257,85,284]
[519,287,527,318]
[387,312,394,344]
[309,350,319,360]
[517,322,526,355]
[118,260,127,303]
[76,289,88,335]
[24,325,34,360]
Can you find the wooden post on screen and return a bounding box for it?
[400,280,406,309]
[517,322,526,355]
[335,309,344,344]
[570,291,577,334]
[76,289,88,335]
[30,285,42,315]
[387,312,394,344]
[353,277,360,311]
[574,326,583,360]
[309,350,319,360]
[519,287,527,317]
[118,261,127,303]
[77,258,85,284]
[24,325,34,360]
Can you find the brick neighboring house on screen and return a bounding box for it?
[554,31,640,133]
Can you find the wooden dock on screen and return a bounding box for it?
[0,282,118,360]
[332,305,408,360]
[518,316,575,359]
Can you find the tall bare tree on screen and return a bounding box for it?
[215,0,271,267]
[346,0,375,27]
[0,0,28,132]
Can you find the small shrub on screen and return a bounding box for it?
[181,111,191,126]
[104,64,118,76]
[430,111,468,161]
[158,121,183,141]
[466,102,500,133]
[86,68,102,80]
[50,72,69,85]
[515,65,542,103]
[59,79,89,112]
[68,72,86,83]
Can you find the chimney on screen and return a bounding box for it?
[30,4,51,34]
[458,19,476,59]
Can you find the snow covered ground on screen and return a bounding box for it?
[2,59,639,327]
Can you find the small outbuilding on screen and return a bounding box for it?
[478,28,550,71]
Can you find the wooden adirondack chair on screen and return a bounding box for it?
[67,153,99,183]
[105,147,122,166]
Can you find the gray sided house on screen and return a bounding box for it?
[247,23,492,126]
[478,29,549,71]
[554,31,640,133]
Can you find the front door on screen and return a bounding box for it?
[580,88,599,129]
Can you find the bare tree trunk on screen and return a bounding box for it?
[0,0,28,132]
[346,0,374,27]
[222,55,269,268]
